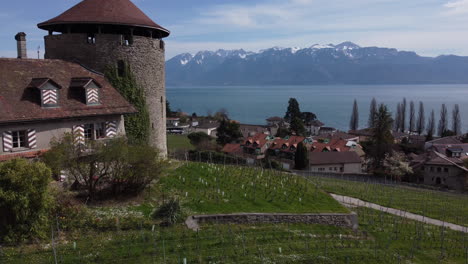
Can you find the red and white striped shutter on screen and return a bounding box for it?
[42,89,58,105]
[86,88,99,104]
[73,125,85,146]
[27,129,37,149]
[105,121,117,138]
[3,131,12,152]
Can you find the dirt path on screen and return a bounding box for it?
[330,193,468,233]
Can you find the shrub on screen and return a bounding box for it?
[0,159,52,243]
[42,136,166,200]
[152,199,181,226]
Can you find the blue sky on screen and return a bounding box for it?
[1,0,468,59]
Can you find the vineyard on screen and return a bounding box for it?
[305,173,468,227]
[2,162,467,263]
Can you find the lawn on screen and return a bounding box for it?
[3,207,466,263]
[158,162,348,214]
[166,134,194,152]
[305,174,468,226]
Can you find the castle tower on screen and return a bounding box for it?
[37,0,170,155]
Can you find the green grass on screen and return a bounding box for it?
[158,162,348,214]
[307,175,468,226]
[166,134,194,151]
[3,207,466,263]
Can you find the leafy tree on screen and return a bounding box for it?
[275,125,290,138]
[188,132,213,149]
[166,100,174,118]
[427,110,436,141]
[368,98,378,128]
[290,117,306,136]
[42,136,165,200]
[216,119,243,145]
[416,101,425,135]
[441,129,456,137]
[301,112,317,124]
[105,64,150,144]
[349,99,359,131]
[214,108,229,121]
[294,142,309,170]
[284,98,301,122]
[409,101,415,132]
[369,104,394,169]
[452,104,461,135]
[0,159,52,243]
[438,104,448,136]
[383,152,413,181]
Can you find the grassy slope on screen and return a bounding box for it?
[158,162,348,214]
[309,176,468,226]
[166,134,194,151]
[4,207,466,263]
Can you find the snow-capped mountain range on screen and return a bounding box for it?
[166,42,468,85]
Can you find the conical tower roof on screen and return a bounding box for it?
[38,0,169,37]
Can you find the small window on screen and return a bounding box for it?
[430,167,434,172]
[443,168,449,173]
[122,35,133,46]
[437,167,442,173]
[160,40,165,50]
[12,130,27,149]
[84,124,94,140]
[117,60,126,77]
[95,122,106,139]
[87,33,96,44]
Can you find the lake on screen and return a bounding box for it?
[167,85,468,133]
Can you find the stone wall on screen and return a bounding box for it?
[44,33,167,155]
[192,212,358,230]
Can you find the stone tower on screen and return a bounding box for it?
[37,0,170,155]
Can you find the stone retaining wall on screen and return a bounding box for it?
[191,213,358,230]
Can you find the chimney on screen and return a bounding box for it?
[15,32,27,59]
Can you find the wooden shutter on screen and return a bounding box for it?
[42,89,58,105]
[73,125,85,146]
[105,121,117,138]
[86,88,99,104]
[27,129,37,149]
[3,131,12,152]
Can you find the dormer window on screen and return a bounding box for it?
[70,77,102,105]
[28,78,61,108]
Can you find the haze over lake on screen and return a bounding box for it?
[167,84,468,133]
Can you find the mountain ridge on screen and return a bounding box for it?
[166,42,468,85]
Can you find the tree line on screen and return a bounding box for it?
[350,98,463,138]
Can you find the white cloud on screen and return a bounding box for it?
[444,0,468,15]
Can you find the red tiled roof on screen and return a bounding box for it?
[243,133,270,149]
[269,136,306,152]
[0,58,136,123]
[311,138,352,153]
[38,0,169,37]
[222,143,241,154]
[0,150,48,162]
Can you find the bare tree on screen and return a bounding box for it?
[349,99,359,131]
[427,110,435,140]
[394,103,401,132]
[452,104,461,135]
[416,101,425,135]
[368,98,378,128]
[401,98,407,132]
[438,104,448,136]
[409,101,415,133]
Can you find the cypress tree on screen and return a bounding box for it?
[368,98,377,128]
[284,98,301,122]
[409,101,415,132]
[427,110,435,141]
[349,99,359,131]
[416,101,425,135]
[294,142,309,170]
[452,104,461,135]
[401,98,407,132]
[438,104,448,136]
